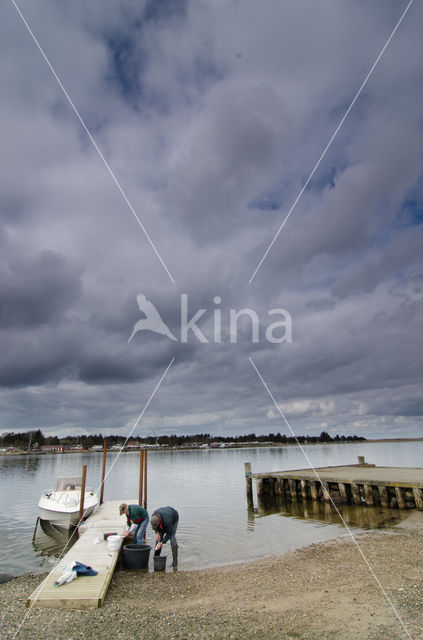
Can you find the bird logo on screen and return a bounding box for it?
[128,293,177,343]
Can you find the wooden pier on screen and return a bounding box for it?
[245,459,423,512]
[28,499,134,609]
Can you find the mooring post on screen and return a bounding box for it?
[100,439,107,505]
[357,456,365,465]
[139,449,144,506]
[244,462,253,508]
[143,449,148,510]
[78,464,87,525]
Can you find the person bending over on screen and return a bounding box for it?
[150,506,179,567]
[119,503,149,544]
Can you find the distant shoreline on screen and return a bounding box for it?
[1,437,422,457]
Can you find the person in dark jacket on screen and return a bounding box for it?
[150,506,179,567]
[119,503,149,545]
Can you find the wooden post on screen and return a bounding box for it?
[78,464,87,525]
[351,483,361,505]
[283,478,289,500]
[321,482,331,503]
[256,478,264,512]
[100,439,107,505]
[300,480,308,501]
[378,485,389,508]
[364,484,375,506]
[139,449,144,506]
[413,488,423,510]
[143,449,148,509]
[289,479,297,501]
[357,456,365,465]
[277,478,286,503]
[338,482,348,504]
[274,476,282,497]
[256,478,263,499]
[395,487,406,509]
[245,463,253,508]
[309,481,318,501]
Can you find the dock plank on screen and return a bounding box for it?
[28,499,135,609]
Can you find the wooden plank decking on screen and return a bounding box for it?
[28,499,134,609]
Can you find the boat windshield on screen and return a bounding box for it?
[55,477,82,491]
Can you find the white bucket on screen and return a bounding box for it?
[107,535,123,550]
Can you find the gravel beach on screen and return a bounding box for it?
[1,513,423,640]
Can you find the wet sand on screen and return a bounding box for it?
[2,512,423,640]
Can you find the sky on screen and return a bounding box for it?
[1,0,422,440]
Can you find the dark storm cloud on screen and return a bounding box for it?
[0,251,82,328]
[0,0,422,438]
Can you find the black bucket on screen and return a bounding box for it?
[153,555,167,571]
[123,544,151,570]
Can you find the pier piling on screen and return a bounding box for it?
[143,449,148,510]
[78,464,87,525]
[245,462,254,508]
[413,488,423,510]
[395,487,406,509]
[139,449,144,506]
[100,440,107,505]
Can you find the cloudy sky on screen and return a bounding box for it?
[1,0,422,440]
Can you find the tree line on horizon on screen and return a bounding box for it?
[1,429,366,449]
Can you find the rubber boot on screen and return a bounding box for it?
[171,544,178,567]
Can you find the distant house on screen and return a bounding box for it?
[40,445,64,454]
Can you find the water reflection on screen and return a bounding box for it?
[32,519,77,558]
[250,500,408,530]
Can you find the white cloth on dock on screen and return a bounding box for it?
[54,561,77,586]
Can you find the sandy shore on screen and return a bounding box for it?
[2,513,423,640]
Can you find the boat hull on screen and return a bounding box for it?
[38,488,99,528]
[38,503,97,528]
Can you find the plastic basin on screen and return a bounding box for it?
[123,544,151,570]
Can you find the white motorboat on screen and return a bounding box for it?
[38,476,99,528]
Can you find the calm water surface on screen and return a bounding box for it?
[0,441,421,575]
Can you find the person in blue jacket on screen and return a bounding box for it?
[119,503,149,545]
[150,506,179,567]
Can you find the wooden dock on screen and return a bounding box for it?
[28,500,134,609]
[245,460,423,512]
